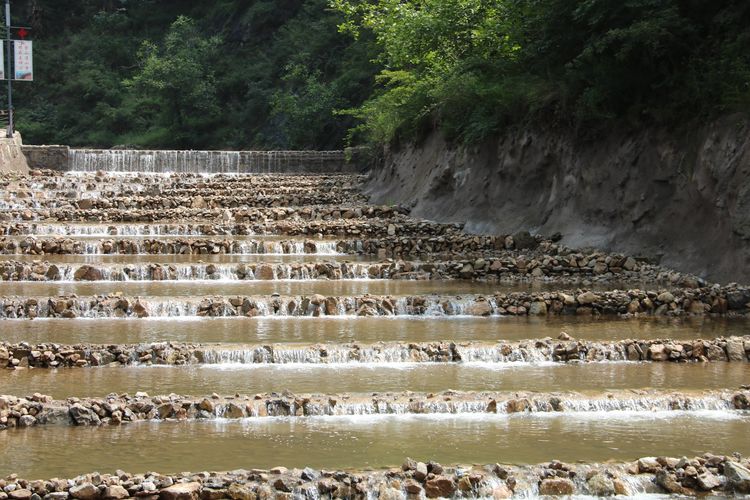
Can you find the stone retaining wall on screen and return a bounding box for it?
[20,145,68,171]
[0,132,29,173]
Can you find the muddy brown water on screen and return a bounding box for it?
[1,413,748,479]
[2,172,747,481]
[2,316,747,345]
[3,362,748,400]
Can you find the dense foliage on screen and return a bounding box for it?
[7,0,750,148]
[11,0,379,148]
[333,0,750,144]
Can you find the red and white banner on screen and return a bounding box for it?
[13,40,32,81]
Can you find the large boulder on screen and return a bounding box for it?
[424,476,456,498]
[8,490,32,500]
[726,290,750,310]
[73,265,103,281]
[102,486,129,499]
[724,461,750,493]
[69,484,98,500]
[587,473,615,496]
[255,264,275,280]
[159,483,202,500]
[539,478,575,496]
[69,404,101,426]
[512,231,538,250]
[576,291,599,305]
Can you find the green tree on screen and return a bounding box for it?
[125,16,221,148]
[333,0,750,144]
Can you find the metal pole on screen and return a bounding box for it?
[5,0,12,139]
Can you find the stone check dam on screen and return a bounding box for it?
[0,149,749,498]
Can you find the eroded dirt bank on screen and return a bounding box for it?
[366,115,750,283]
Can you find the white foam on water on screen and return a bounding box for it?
[460,360,560,370]
[523,409,747,421]
[200,361,425,371]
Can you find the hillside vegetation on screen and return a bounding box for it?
[13,0,379,149]
[11,0,750,148]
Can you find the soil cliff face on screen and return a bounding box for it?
[366,115,750,283]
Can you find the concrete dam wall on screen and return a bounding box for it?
[21,146,360,173]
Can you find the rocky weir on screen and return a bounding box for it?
[1,389,749,429]
[3,168,750,491]
[2,337,749,369]
[0,288,749,319]
[0,455,749,497]
[0,257,713,284]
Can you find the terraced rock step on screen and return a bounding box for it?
[1,185,365,203]
[0,193,369,211]
[0,258,654,282]
[2,337,749,368]
[2,453,750,497]
[0,234,521,258]
[1,287,749,320]
[0,204,409,223]
[0,237,343,256]
[0,235,721,287]
[4,253,376,264]
[0,279,512,301]
[2,389,749,430]
[0,217,463,238]
[3,167,750,487]
[2,170,364,188]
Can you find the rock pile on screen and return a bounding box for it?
[2,337,748,369]
[0,287,748,319]
[0,455,748,498]
[0,389,747,430]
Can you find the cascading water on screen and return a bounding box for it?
[455,345,556,363]
[200,345,415,365]
[185,393,742,418]
[16,262,375,282]
[67,149,346,173]
[2,295,517,319]
[0,239,344,256]
[3,224,212,237]
[69,150,243,174]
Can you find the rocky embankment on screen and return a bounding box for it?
[1,389,748,430]
[0,455,749,498]
[2,337,749,369]
[367,117,750,283]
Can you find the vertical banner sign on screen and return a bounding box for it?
[13,40,31,80]
[0,41,4,80]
